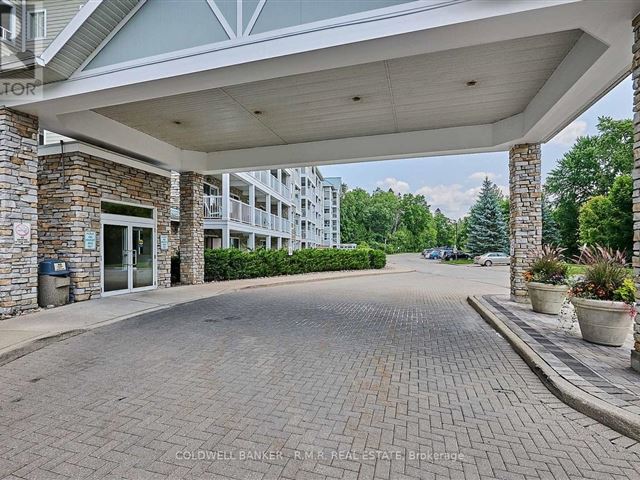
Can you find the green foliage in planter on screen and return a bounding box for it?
[570,245,636,303]
[204,248,386,282]
[523,246,568,285]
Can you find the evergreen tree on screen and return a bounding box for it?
[541,195,561,246]
[466,177,508,255]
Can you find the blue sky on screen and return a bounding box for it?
[322,76,633,219]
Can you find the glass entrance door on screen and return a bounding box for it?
[132,226,154,289]
[103,224,129,293]
[102,221,155,295]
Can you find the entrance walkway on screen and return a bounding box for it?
[0,266,410,366]
[2,256,640,479]
[470,294,640,443]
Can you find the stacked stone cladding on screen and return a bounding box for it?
[0,108,39,315]
[179,172,204,284]
[38,152,171,301]
[509,143,542,303]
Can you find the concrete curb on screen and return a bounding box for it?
[0,268,414,367]
[468,295,640,442]
[0,329,86,368]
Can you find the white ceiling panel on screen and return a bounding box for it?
[93,30,582,152]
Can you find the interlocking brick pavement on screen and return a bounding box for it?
[1,270,640,479]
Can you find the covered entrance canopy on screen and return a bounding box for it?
[1,0,639,311]
[4,0,636,173]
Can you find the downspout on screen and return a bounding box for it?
[60,140,65,188]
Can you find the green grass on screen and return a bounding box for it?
[442,258,474,265]
[566,264,586,276]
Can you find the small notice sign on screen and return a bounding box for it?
[13,222,31,244]
[84,231,97,250]
[160,235,169,251]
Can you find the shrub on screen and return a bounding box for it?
[204,248,386,282]
[523,245,568,285]
[570,245,636,304]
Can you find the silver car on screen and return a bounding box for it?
[474,252,510,266]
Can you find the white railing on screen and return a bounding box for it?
[270,213,279,232]
[203,195,222,218]
[230,198,252,223]
[255,208,269,228]
[249,170,290,198]
[0,26,13,42]
[281,218,291,233]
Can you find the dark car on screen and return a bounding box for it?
[443,251,471,261]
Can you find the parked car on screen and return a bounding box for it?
[474,252,510,266]
[443,251,471,261]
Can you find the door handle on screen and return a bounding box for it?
[131,249,137,267]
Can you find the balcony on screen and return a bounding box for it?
[204,195,291,234]
[204,195,222,218]
[249,171,291,199]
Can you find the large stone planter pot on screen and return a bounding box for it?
[527,282,568,315]
[571,297,635,347]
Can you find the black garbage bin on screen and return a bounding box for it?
[38,259,71,308]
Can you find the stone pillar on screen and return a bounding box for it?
[222,226,230,248]
[509,143,542,303]
[0,108,38,316]
[179,172,204,284]
[248,232,255,251]
[631,14,640,372]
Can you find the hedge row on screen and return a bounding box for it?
[203,248,386,282]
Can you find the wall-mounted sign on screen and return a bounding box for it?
[160,235,169,251]
[84,231,97,250]
[13,222,31,244]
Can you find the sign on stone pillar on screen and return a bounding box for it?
[0,108,39,316]
[509,143,542,303]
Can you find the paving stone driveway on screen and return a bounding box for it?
[2,267,640,479]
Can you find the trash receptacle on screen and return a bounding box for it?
[38,259,70,308]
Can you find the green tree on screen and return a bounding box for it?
[340,188,371,243]
[433,209,455,246]
[546,117,632,254]
[466,177,509,255]
[542,195,561,246]
[578,174,632,255]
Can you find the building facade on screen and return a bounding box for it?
[170,166,341,253]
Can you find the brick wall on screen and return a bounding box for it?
[509,143,542,303]
[38,152,171,301]
[0,108,39,316]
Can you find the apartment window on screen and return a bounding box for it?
[0,2,15,41]
[203,182,218,196]
[27,10,46,40]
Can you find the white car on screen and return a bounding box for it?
[474,252,510,266]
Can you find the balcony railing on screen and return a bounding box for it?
[249,171,290,198]
[205,195,292,234]
[230,198,252,224]
[0,26,14,42]
[255,208,269,228]
[204,195,222,218]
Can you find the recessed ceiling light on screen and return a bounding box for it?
[352,96,362,102]
[172,120,182,125]
[466,80,477,87]
[253,110,263,115]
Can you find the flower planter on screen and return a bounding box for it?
[527,282,568,315]
[570,297,635,347]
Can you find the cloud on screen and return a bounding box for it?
[549,120,587,146]
[376,177,410,194]
[468,171,499,182]
[416,183,508,219]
